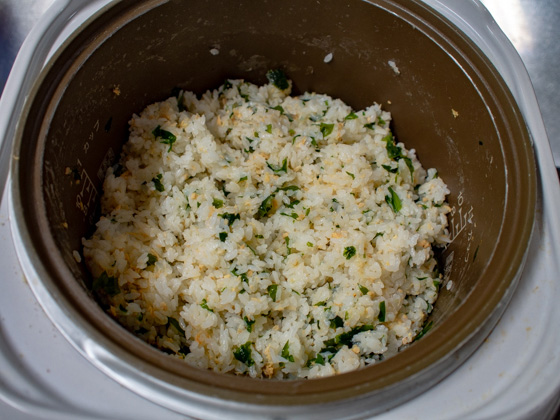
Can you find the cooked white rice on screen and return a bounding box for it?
[82,73,450,379]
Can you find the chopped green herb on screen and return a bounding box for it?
[310,137,319,148]
[314,353,325,365]
[255,234,264,239]
[285,199,300,209]
[256,194,276,219]
[343,246,357,260]
[271,105,285,115]
[237,85,249,101]
[212,198,224,209]
[281,341,295,362]
[233,341,255,366]
[329,316,344,329]
[244,316,255,333]
[378,301,386,322]
[358,285,369,295]
[201,299,214,312]
[152,125,177,152]
[167,317,185,336]
[239,176,248,182]
[377,116,386,125]
[344,112,358,120]
[152,174,164,192]
[220,182,230,197]
[280,212,298,220]
[403,156,414,177]
[307,242,313,247]
[320,122,334,138]
[266,69,289,90]
[307,353,326,367]
[416,276,428,280]
[346,171,355,180]
[219,232,228,242]
[382,164,398,174]
[383,133,403,160]
[277,185,300,192]
[267,284,278,302]
[231,267,249,283]
[219,212,240,226]
[414,321,434,342]
[364,122,376,130]
[385,186,402,213]
[315,301,327,307]
[246,243,257,255]
[321,325,374,353]
[266,158,288,174]
[284,236,292,255]
[372,232,384,240]
[92,271,120,296]
[147,253,158,266]
[266,124,272,133]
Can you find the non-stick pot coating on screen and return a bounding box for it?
[12,0,535,417]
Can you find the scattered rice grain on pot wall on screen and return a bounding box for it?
[82,75,451,379]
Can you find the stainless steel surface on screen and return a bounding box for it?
[479,0,560,167]
[0,0,54,93]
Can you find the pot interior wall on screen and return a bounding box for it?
[15,0,534,408]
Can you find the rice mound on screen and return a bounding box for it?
[82,74,450,379]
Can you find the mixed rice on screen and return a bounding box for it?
[82,71,450,379]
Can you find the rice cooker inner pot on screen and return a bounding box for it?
[12,0,535,415]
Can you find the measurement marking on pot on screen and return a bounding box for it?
[448,192,474,244]
[83,119,101,154]
[75,159,98,216]
[443,192,476,282]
